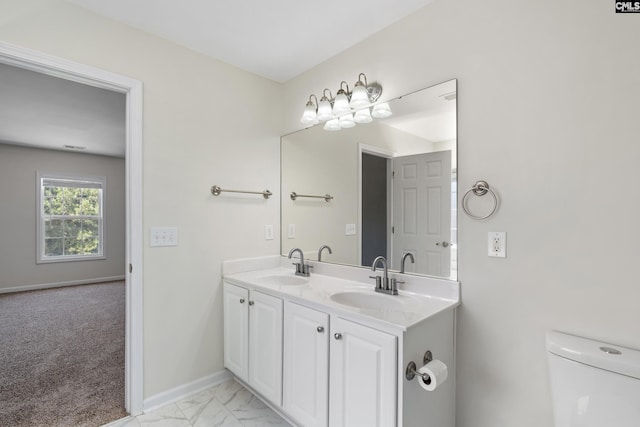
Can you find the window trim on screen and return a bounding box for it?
[36,171,107,264]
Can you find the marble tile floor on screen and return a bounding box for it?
[105,379,292,427]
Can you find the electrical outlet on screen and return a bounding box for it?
[288,223,296,239]
[150,227,178,247]
[345,223,356,235]
[264,225,274,240]
[488,231,506,258]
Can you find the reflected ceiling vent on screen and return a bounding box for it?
[63,144,87,150]
[440,92,457,101]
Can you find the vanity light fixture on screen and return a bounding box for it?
[300,94,319,126]
[316,89,335,122]
[371,102,393,119]
[332,81,351,116]
[300,72,388,131]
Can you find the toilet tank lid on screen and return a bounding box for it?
[546,331,640,380]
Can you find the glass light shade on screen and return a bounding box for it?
[323,118,341,131]
[339,113,356,129]
[300,102,317,125]
[371,102,392,118]
[332,91,351,116]
[316,98,334,121]
[349,83,369,109]
[354,108,372,124]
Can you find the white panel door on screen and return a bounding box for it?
[248,290,284,406]
[329,317,397,427]
[392,151,452,276]
[283,302,329,427]
[223,282,249,382]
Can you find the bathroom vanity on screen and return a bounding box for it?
[223,256,459,427]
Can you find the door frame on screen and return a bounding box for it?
[357,144,394,268]
[0,41,144,415]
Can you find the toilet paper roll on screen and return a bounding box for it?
[417,359,448,391]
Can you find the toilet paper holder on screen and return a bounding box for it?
[406,350,433,382]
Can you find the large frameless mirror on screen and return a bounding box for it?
[281,79,457,280]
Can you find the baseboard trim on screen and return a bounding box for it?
[143,369,233,413]
[0,276,126,294]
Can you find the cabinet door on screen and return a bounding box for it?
[248,290,283,405]
[283,302,329,427]
[329,317,397,427]
[223,282,249,382]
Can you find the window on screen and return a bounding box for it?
[37,172,106,263]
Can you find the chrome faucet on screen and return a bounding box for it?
[370,256,398,295]
[318,245,332,262]
[288,248,311,277]
[400,252,415,274]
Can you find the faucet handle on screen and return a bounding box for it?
[302,263,313,275]
[369,275,383,289]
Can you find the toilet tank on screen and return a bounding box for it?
[546,331,640,427]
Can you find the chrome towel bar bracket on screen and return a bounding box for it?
[290,192,333,202]
[211,185,272,199]
[462,180,498,220]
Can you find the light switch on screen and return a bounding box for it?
[150,227,178,247]
[265,225,274,240]
[288,224,296,239]
[345,224,356,235]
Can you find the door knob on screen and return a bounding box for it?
[239,298,245,304]
[334,333,342,340]
[317,326,324,333]
[248,301,255,306]
[436,241,450,247]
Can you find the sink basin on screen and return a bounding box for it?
[330,290,405,310]
[256,274,309,286]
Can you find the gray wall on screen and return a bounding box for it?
[0,144,125,292]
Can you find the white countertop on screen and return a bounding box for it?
[223,256,460,332]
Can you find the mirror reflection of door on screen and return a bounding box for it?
[361,153,389,267]
[391,150,451,276]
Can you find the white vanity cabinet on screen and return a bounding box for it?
[282,302,397,427]
[283,301,329,427]
[223,282,283,406]
[329,316,397,427]
[223,261,459,427]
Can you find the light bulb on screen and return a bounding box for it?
[323,119,341,131]
[316,97,334,121]
[339,113,356,129]
[332,90,350,116]
[354,108,372,124]
[371,102,392,118]
[349,83,369,109]
[300,101,317,125]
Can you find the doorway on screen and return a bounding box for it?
[0,42,143,415]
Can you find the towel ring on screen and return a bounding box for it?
[462,180,498,220]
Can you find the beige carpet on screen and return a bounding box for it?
[0,281,127,426]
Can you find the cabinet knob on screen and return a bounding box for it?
[239,298,245,304]
[334,333,342,340]
[248,301,255,306]
[317,326,324,333]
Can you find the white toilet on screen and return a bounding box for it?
[546,331,640,427]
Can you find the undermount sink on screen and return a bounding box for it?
[256,274,309,286]
[330,290,405,310]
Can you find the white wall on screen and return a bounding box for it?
[282,120,442,266]
[0,0,281,398]
[283,1,640,426]
[0,144,125,291]
[3,1,639,425]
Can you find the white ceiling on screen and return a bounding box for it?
[0,1,444,158]
[65,0,434,83]
[0,63,126,157]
